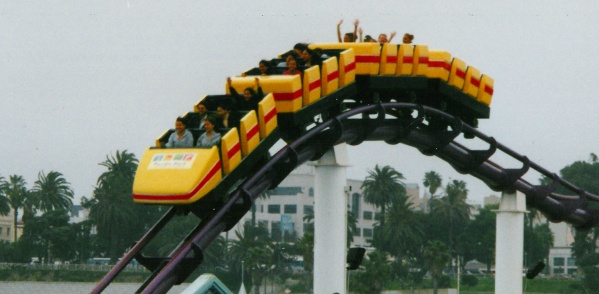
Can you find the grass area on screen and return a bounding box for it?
[0,269,586,294]
[385,276,584,294]
[0,267,241,291]
[0,268,148,283]
[459,277,584,294]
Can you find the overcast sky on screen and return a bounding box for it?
[2,1,598,206]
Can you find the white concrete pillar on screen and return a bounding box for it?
[313,144,350,294]
[495,190,527,294]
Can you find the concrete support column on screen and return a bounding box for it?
[313,144,349,294]
[495,190,527,294]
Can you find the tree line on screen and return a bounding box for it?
[345,165,554,293]
[1,151,598,293]
[0,150,165,265]
[348,154,599,293]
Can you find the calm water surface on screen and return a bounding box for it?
[0,281,191,293]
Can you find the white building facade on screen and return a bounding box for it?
[0,211,14,242]
[231,164,420,248]
[547,222,577,276]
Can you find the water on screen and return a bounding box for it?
[0,281,191,293]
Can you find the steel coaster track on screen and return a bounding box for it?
[92,102,599,294]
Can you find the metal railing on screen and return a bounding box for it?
[0,262,148,272]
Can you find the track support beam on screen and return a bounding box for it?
[313,144,349,294]
[494,190,526,294]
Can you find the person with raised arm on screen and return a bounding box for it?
[378,31,397,44]
[358,27,376,43]
[337,18,359,42]
[228,77,263,111]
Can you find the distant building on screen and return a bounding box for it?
[483,195,500,207]
[404,183,420,210]
[421,191,430,213]
[230,164,419,248]
[0,210,14,242]
[469,202,482,217]
[0,204,92,244]
[70,205,89,223]
[547,221,576,276]
[16,221,24,241]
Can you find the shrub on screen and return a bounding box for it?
[438,275,451,288]
[461,274,478,287]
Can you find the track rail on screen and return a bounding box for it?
[93,102,599,293]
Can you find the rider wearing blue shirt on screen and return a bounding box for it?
[166,117,194,148]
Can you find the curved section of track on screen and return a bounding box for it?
[130,102,599,294]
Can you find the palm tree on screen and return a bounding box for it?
[429,180,471,256]
[351,250,392,294]
[423,171,442,196]
[145,213,199,256]
[361,165,406,230]
[423,240,451,294]
[347,210,359,247]
[87,150,140,262]
[250,192,270,227]
[524,207,541,267]
[465,205,496,274]
[87,185,135,262]
[229,222,272,294]
[383,196,424,260]
[0,176,10,216]
[97,150,138,185]
[204,235,228,264]
[296,226,314,292]
[0,175,29,241]
[32,171,74,213]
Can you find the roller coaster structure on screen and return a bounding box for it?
[92,42,599,294]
